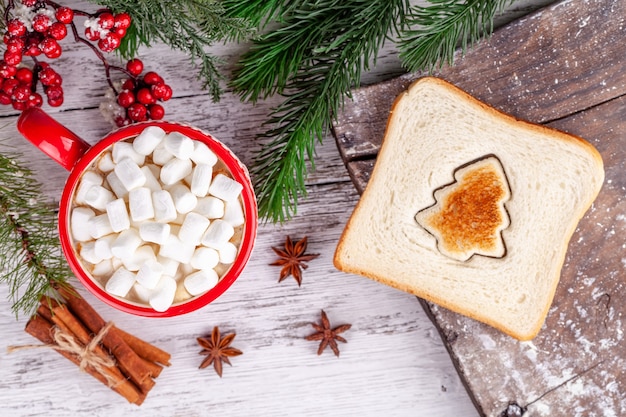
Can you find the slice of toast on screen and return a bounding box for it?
[334,77,604,340]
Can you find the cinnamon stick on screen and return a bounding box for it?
[115,327,172,366]
[43,298,147,401]
[56,286,154,385]
[24,315,143,405]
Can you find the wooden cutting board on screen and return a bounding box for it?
[331,0,626,416]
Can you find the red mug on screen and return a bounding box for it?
[17,107,258,317]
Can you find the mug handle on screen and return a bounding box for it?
[17,107,91,171]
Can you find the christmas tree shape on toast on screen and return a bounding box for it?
[415,155,511,262]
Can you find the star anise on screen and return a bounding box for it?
[305,310,352,357]
[197,326,242,377]
[270,236,319,286]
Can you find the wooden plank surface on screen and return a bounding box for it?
[332,0,626,416]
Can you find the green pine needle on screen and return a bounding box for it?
[398,0,514,72]
[229,0,409,222]
[91,0,254,101]
[0,153,72,318]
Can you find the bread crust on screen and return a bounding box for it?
[333,76,604,341]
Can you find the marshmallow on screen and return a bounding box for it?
[190,141,218,166]
[106,198,130,232]
[133,126,166,155]
[169,183,197,214]
[139,221,170,245]
[131,282,153,304]
[94,234,116,260]
[194,196,224,219]
[190,163,212,197]
[129,187,155,221]
[97,152,116,172]
[113,141,146,165]
[190,246,219,270]
[88,214,114,239]
[149,275,177,312]
[218,242,238,265]
[79,241,102,265]
[105,267,136,297]
[106,171,129,200]
[152,190,177,222]
[81,170,104,187]
[164,132,194,160]
[157,255,180,277]
[160,158,192,185]
[136,258,164,289]
[159,234,195,264]
[91,259,114,277]
[110,228,142,259]
[152,141,174,165]
[140,166,162,192]
[201,219,234,250]
[84,185,115,211]
[178,212,210,245]
[222,199,245,227]
[114,157,146,191]
[184,269,219,296]
[208,174,243,202]
[70,207,95,242]
[121,245,156,272]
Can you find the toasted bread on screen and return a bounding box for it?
[334,77,604,340]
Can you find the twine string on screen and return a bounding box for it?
[7,321,120,387]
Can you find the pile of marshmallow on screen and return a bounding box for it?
[69,126,246,312]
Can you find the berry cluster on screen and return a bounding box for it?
[101,59,173,127]
[4,4,73,66]
[0,1,173,123]
[84,11,131,53]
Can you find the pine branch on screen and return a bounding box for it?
[91,0,254,101]
[398,0,514,72]
[0,153,72,318]
[230,0,409,222]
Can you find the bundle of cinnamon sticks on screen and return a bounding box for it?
[24,285,171,405]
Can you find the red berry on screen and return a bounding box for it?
[39,67,61,86]
[32,14,52,33]
[136,87,155,105]
[142,71,163,86]
[23,37,42,57]
[98,12,115,30]
[98,33,121,52]
[45,85,63,101]
[2,78,19,94]
[127,103,147,121]
[12,85,31,101]
[47,96,63,107]
[47,22,68,40]
[148,104,165,120]
[21,0,38,6]
[84,27,101,42]
[151,83,173,101]
[121,78,135,91]
[4,51,22,66]
[113,26,127,38]
[27,92,43,108]
[7,19,27,37]
[126,59,143,76]
[0,62,17,78]
[0,92,11,105]
[12,100,26,111]
[55,7,74,24]
[117,90,135,108]
[6,38,25,54]
[40,38,62,59]
[114,115,129,127]
[114,12,132,29]
[15,67,33,84]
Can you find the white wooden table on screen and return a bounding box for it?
[0,1,552,415]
